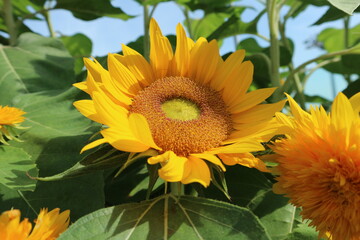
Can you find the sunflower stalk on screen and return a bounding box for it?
[280,46,360,95]
[279,12,306,109]
[143,3,150,61]
[267,0,282,101]
[43,9,55,38]
[343,15,351,84]
[170,182,183,196]
[3,0,17,45]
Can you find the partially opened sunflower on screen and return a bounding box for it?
[272,92,360,240]
[74,19,285,187]
[0,105,26,144]
[0,208,70,240]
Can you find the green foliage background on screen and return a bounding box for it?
[0,0,359,239]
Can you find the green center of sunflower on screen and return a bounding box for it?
[130,76,232,156]
[161,98,200,121]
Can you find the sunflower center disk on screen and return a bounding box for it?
[130,76,233,156]
[161,98,200,121]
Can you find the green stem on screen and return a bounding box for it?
[170,182,183,196]
[17,190,38,215]
[279,16,306,108]
[3,0,17,45]
[344,16,350,49]
[267,0,281,98]
[343,16,351,84]
[149,4,158,19]
[280,47,359,94]
[143,3,150,61]
[164,195,169,240]
[183,7,193,39]
[43,10,55,37]
[255,33,270,42]
[302,57,340,86]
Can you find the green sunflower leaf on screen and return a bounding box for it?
[36,150,128,181]
[286,223,319,240]
[0,33,75,105]
[58,195,271,240]
[0,145,36,191]
[326,0,360,15]
[60,33,92,74]
[317,24,360,52]
[55,0,133,21]
[343,78,360,98]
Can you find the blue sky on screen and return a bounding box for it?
[25,0,359,101]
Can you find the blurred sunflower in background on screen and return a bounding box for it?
[0,208,70,240]
[0,105,26,144]
[74,18,285,187]
[272,92,360,240]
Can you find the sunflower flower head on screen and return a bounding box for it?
[74,19,285,187]
[272,92,360,240]
[0,208,70,240]
[0,105,26,144]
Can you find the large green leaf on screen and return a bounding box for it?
[59,195,271,240]
[343,78,360,98]
[0,146,36,191]
[313,5,358,25]
[317,24,360,52]
[10,88,97,176]
[244,53,272,88]
[60,33,92,74]
[177,0,237,13]
[187,12,231,39]
[0,33,75,104]
[327,0,360,14]
[199,165,318,240]
[0,89,105,220]
[0,173,105,222]
[55,0,133,21]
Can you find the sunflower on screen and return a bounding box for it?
[0,208,70,240]
[272,92,360,240]
[0,105,26,144]
[74,19,285,187]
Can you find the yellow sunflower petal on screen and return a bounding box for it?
[107,53,143,97]
[210,49,245,91]
[349,92,360,114]
[116,45,155,87]
[209,140,265,154]
[218,153,269,172]
[149,18,173,79]
[222,61,254,106]
[73,81,88,93]
[331,92,355,129]
[189,38,220,85]
[27,208,70,240]
[285,93,309,120]
[0,209,32,240]
[92,91,128,127]
[80,138,107,153]
[83,58,103,82]
[190,153,226,171]
[73,100,102,124]
[148,151,188,182]
[101,127,150,153]
[228,87,277,114]
[225,118,282,144]
[232,100,286,124]
[128,113,161,150]
[168,23,190,76]
[182,156,211,187]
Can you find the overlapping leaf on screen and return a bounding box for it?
[59,195,271,240]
